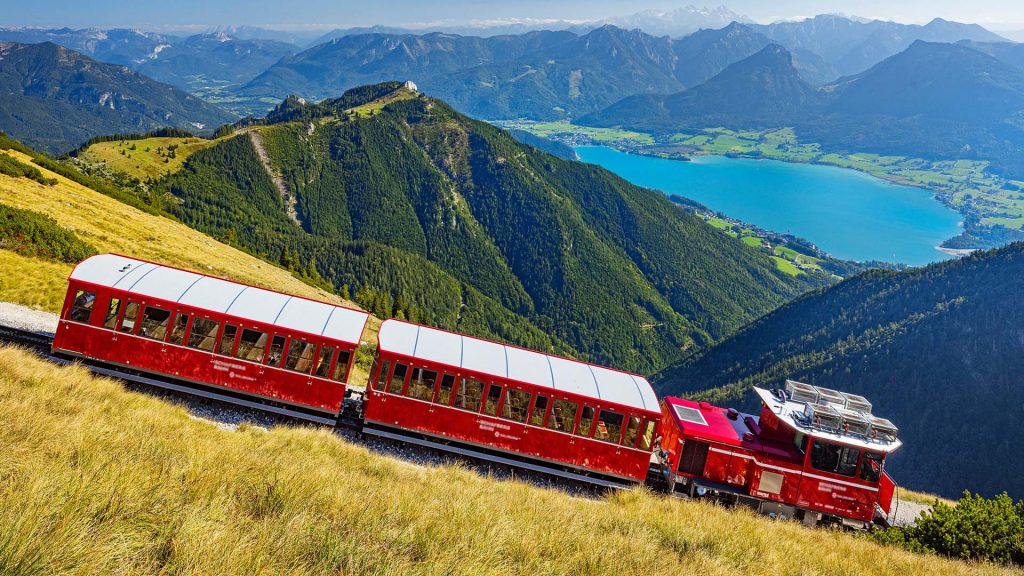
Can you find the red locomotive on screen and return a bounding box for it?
[49,254,903,528]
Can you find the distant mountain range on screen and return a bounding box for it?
[0,42,235,154]
[653,242,1024,499]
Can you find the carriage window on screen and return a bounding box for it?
[103,298,121,329]
[503,389,531,423]
[266,335,286,366]
[455,378,485,411]
[315,345,335,378]
[139,306,171,341]
[187,317,219,351]
[68,290,96,323]
[388,363,409,394]
[284,339,316,373]
[860,452,883,483]
[235,329,267,362]
[639,419,656,450]
[373,359,391,391]
[622,415,641,447]
[810,440,859,477]
[595,410,624,443]
[332,350,351,381]
[218,324,238,356]
[547,399,577,432]
[436,373,455,405]
[529,395,549,426]
[576,405,596,437]
[407,368,438,401]
[119,301,140,334]
[169,313,188,345]
[483,384,503,416]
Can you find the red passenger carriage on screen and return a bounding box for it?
[53,254,369,421]
[364,319,663,486]
[656,380,901,528]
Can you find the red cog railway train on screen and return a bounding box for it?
[53,254,902,529]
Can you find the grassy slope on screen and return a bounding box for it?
[0,347,1009,576]
[77,137,220,180]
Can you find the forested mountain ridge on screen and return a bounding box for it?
[155,82,825,373]
[653,242,1024,498]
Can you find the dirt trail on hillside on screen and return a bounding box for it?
[248,131,301,227]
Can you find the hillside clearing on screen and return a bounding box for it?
[77,136,223,180]
[0,347,1012,576]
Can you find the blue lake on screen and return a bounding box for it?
[575,146,963,265]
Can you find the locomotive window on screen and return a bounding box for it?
[218,324,238,356]
[314,345,335,378]
[529,395,549,426]
[407,368,438,401]
[455,378,485,412]
[483,384,503,416]
[576,405,596,437]
[119,301,140,334]
[139,306,171,341]
[332,350,351,381]
[639,419,656,450]
[860,452,883,483]
[169,313,189,345]
[622,415,641,447]
[810,440,859,477]
[284,339,316,373]
[103,298,121,329]
[373,359,391,391]
[388,363,409,394]
[68,290,96,323]
[547,399,577,432]
[235,329,267,362]
[188,317,219,352]
[502,389,531,423]
[266,335,286,367]
[436,373,455,405]
[595,410,624,443]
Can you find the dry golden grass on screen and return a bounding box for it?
[0,346,1014,576]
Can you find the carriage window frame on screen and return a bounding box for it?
[547,399,578,433]
[119,301,141,334]
[283,338,317,373]
[576,405,597,437]
[502,388,531,423]
[265,335,286,367]
[187,317,220,352]
[483,383,503,416]
[234,328,268,363]
[436,373,456,405]
[103,297,122,329]
[373,359,391,391]
[595,409,625,444]
[218,324,239,356]
[332,349,351,382]
[314,345,336,379]
[406,367,438,401]
[529,395,549,427]
[139,305,171,341]
[388,363,409,394]
[638,419,657,450]
[622,415,641,448]
[68,289,96,323]
[455,377,486,412]
[810,440,860,478]
[859,452,884,483]
[168,312,189,345]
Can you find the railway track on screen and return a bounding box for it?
[0,324,55,352]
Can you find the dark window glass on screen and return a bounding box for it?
[119,301,140,334]
[576,406,596,437]
[860,452,883,483]
[373,359,391,391]
[548,399,578,432]
[332,350,351,381]
[455,378,485,411]
[315,345,335,378]
[436,374,455,405]
[218,324,238,356]
[187,317,219,351]
[266,335,286,366]
[502,389,531,423]
[388,363,408,394]
[622,415,641,447]
[595,410,624,443]
[235,328,267,362]
[139,306,170,341]
[103,298,121,329]
[169,313,188,345]
[284,339,316,373]
[529,395,549,426]
[407,368,437,401]
[810,441,860,477]
[639,420,656,450]
[68,290,96,323]
[483,384,502,416]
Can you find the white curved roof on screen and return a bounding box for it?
[70,254,369,345]
[378,319,660,413]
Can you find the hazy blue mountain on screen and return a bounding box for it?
[0,27,176,66]
[583,5,752,38]
[0,42,235,154]
[957,40,1024,71]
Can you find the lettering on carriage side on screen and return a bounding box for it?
[817,483,847,493]
[211,359,257,382]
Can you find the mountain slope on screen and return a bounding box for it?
[156,83,823,373]
[0,27,175,66]
[0,42,235,154]
[653,243,1024,498]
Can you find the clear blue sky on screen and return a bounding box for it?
[5,1,1024,30]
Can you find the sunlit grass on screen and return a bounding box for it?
[78,136,221,180]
